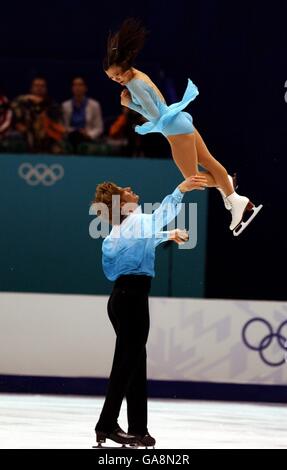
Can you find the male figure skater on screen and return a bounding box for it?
[91,174,208,448]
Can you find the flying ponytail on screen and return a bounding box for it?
[103,17,150,71]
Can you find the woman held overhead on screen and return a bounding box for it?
[103,17,263,236]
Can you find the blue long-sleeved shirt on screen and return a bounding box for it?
[102,186,184,281]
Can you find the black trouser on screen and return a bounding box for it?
[95,274,152,435]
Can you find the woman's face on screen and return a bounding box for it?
[105,65,134,86]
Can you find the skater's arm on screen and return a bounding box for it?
[150,187,185,235]
[126,100,144,115]
[153,230,171,246]
[124,81,161,120]
[154,229,189,247]
[116,175,207,243]
[143,175,208,238]
[124,188,183,242]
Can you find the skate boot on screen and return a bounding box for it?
[129,431,156,448]
[225,191,263,236]
[217,173,238,210]
[95,425,138,448]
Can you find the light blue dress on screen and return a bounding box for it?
[125,77,199,137]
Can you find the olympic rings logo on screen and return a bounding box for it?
[242,317,287,367]
[18,163,64,186]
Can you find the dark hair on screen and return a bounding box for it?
[72,77,87,87]
[103,17,150,72]
[31,76,47,84]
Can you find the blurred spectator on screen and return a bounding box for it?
[0,93,12,139]
[62,77,104,153]
[11,77,65,153]
[108,106,144,156]
[107,106,170,158]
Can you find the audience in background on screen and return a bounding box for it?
[108,106,144,156]
[62,77,104,153]
[11,77,65,154]
[0,73,172,158]
[0,92,12,139]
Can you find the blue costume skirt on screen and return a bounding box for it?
[134,78,199,137]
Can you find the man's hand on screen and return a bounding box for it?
[169,228,189,245]
[178,174,208,193]
[120,89,132,107]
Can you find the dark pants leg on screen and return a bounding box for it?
[126,347,148,435]
[95,275,151,434]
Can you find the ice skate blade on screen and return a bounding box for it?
[130,441,156,449]
[233,204,263,236]
[130,444,155,449]
[93,443,130,449]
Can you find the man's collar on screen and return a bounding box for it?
[131,204,142,215]
[110,204,142,235]
[121,204,142,224]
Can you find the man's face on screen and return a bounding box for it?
[105,65,132,86]
[31,79,47,98]
[120,186,140,215]
[72,79,87,97]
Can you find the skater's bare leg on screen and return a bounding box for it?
[193,126,234,196]
[166,128,262,234]
[166,132,217,187]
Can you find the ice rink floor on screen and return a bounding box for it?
[0,393,286,449]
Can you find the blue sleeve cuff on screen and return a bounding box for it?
[155,231,170,241]
[154,231,170,247]
[171,186,184,202]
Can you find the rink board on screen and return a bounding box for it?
[0,293,286,399]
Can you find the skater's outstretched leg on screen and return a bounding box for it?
[166,132,217,187]
[193,126,263,232]
[166,128,262,234]
[193,127,234,196]
[193,126,237,209]
[167,129,235,210]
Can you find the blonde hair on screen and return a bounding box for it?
[91,181,126,225]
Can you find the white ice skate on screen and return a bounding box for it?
[217,173,238,210]
[225,192,263,236]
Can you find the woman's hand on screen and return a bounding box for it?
[120,89,132,107]
[178,175,208,193]
[169,228,189,245]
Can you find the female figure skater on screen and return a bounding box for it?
[103,17,262,236]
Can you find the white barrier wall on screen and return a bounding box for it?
[0,292,286,385]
